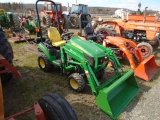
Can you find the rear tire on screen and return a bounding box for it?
[94,24,117,36]
[137,42,153,59]
[68,73,85,92]
[12,14,20,31]
[69,14,79,28]
[39,93,78,120]
[38,54,53,72]
[42,13,51,28]
[0,28,13,82]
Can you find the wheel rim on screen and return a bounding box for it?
[139,46,150,56]
[39,58,45,68]
[70,78,78,90]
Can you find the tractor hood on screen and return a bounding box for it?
[70,37,105,57]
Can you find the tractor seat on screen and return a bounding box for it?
[84,27,97,41]
[48,27,66,47]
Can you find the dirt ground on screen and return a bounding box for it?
[2,31,160,120]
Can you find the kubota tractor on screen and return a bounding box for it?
[93,13,160,59]
[78,14,158,81]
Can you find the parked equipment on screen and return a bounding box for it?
[0,9,20,31]
[65,4,90,28]
[93,12,160,58]
[39,1,68,33]
[103,36,158,81]
[19,16,38,35]
[78,14,158,81]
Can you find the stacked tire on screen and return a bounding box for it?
[0,28,13,82]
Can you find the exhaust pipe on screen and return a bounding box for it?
[143,7,148,23]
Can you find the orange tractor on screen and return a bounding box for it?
[78,14,158,81]
[93,12,160,59]
[39,1,68,34]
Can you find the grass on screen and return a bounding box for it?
[3,42,72,119]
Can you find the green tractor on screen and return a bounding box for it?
[0,9,20,31]
[38,29,140,119]
[36,0,140,119]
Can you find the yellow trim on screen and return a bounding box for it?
[70,78,78,90]
[40,58,45,68]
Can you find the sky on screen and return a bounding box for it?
[1,0,160,11]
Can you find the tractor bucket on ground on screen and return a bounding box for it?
[134,55,158,81]
[96,70,140,119]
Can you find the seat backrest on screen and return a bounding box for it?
[48,27,62,43]
[84,27,94,35]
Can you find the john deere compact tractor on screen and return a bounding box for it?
[37,27,140,119]
[35,0,140,119]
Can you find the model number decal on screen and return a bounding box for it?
[149,27,156,31]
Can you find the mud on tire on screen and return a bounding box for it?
[68,73,86,92]
[39,93,78,120]
[0,28,13,82]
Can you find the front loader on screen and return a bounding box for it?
[103,36,158,81]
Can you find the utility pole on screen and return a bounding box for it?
[76,0,77,4]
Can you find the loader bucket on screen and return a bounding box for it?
[134,55,158,81]
[96,70,139,119]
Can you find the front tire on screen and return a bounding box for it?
[38,54,53,72]
[137,42,153,59]
[68,73,85,92]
